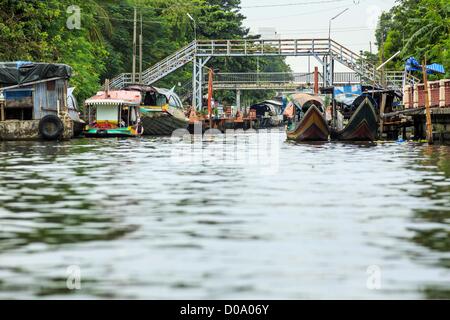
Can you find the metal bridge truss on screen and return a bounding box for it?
[110,38,416,110]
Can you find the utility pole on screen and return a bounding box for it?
[132,6,137,83]
[139,9,143,84]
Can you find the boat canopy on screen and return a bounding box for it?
[264,99,283,107]
[250,103,278,117]
[290,93,324,108]
[284,93,324,118]
[85,90,141,106]
[124,84,183,109]
[0,62,72,85]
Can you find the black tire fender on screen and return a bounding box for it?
[39,114,64,140]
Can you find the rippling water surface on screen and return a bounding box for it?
[0,132,449,299]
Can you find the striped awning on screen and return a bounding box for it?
[406,57,445,74]
[427,63,445,74]
[84,99,138,106]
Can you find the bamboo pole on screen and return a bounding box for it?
[139,9,143,84]
[422,58,433,144]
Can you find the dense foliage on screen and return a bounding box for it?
[375,0,450,78]
[0,0,290,105]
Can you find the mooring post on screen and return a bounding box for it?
[422,58,433,144]
[379,93,387,136]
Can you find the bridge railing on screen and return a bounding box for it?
[209,72,362,85]
[196,39,331,56]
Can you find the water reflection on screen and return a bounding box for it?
[0,137,449,299]
[404,146,450,298]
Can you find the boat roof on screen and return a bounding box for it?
[85,90,142,106]
[125,84,181,100]
[264,99,283,106]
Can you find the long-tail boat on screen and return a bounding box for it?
[84,90,143,138]
[124,85,188,136]
[286,93,330,142]
[332,96,378,142]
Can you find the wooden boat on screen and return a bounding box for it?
[125,85,188,136]
[285,93,330,142]
[287,105,330,141]
[332,97,378,141]
[141,106,188,135]
[83,90,143,138]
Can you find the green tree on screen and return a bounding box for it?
[375,0,450,77]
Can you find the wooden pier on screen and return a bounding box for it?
[382,79,450,142]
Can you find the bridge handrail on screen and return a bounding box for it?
[196,38,331,56]
[209,72,363,84]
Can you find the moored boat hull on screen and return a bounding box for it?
[141,108,188,136]
[84,127,140,138]
[287,105,330,142]
[332,97,378,142]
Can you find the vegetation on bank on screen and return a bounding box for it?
[0,0,290,105]
[375,0,449,78]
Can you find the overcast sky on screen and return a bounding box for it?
[240,0,398,72]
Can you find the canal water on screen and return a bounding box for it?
[0,131,449,299]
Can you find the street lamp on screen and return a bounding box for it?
[187,13,197,42]
[328,8,349,40]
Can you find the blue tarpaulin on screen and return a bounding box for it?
[334,85,362,106]
[405,57,445,74]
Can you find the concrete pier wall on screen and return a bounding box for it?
[0,113,73,141]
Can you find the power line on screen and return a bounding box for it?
[97,16,164,24]
[245,4,351,21]
[277,26,371,32]
[241,0,350,9]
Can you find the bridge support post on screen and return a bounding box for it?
[323,56,334,87]
[236,89,241,111]
[192,56,211,111]
[192,58,198,109]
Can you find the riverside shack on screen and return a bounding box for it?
[0,62,74,141]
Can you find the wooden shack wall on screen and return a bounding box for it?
[33,79,67,119]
